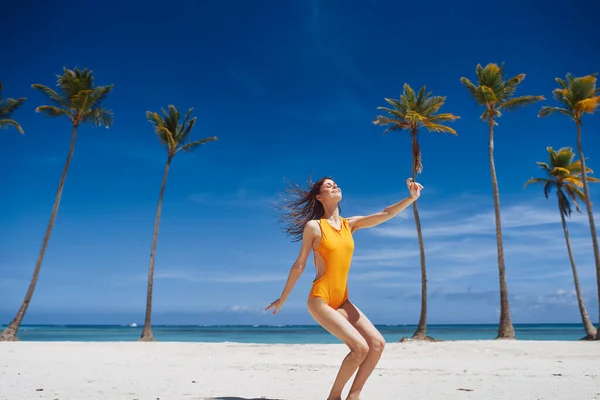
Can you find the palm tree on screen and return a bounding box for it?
[524,146,598,340]
[0,82,26,134]
[373,84,459,341]
[0,67,113,341]
[539,73,600,340]
[461,63,544,339]
[139,105,217,341]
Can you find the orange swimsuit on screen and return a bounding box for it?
[309,217,355,309]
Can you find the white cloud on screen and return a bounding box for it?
[369,202,600,239]
[346,194,600,299]
[224,304,268,315]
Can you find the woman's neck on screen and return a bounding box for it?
[322,204,340,220]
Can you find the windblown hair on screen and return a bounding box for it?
[277,176,338,242]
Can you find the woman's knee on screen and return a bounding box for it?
[369,335,386,354]
[349,338,370,361]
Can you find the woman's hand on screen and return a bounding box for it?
[407,177,423,199]
[265,298,284,315]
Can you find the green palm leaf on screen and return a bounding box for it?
[462,63,544,123]
[36,105,71,119]
[500,95,545,111]
[525,146,598,214]
[32,67,114,128]
[538,106,573,119]
[0,82,26,134]
[147,105,218,156]
[523,177,551,188]
[373,83,459,174]
[0,118,24,134]
[540,73,599,121]
[179,137,218,153]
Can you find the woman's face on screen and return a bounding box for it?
[317,179,342,204]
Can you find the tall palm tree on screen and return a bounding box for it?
[373,84,459,341]
[539,73,600,340]
[139,105,217,341]
[0,82,26,134]
[524,146,598,340]
[461,63,544,339]
[0,67,113,341]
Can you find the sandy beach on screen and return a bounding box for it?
[1,340,598,400]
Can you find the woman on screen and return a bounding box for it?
[266,176,423,400]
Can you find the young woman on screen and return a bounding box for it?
[266,176,423,400]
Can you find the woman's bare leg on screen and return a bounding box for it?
[338,301,386,400]
[307,297,370,400]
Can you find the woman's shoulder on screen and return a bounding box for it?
[305,219,322,230]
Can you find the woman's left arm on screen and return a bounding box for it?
[347,178,423,232]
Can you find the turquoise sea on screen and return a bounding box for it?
[3,324,589,342]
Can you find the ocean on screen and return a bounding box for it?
[3,323,589,342]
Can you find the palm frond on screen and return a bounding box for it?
[555,77,568,89]
[566,159,585,174]
[0,118,24,134]
[557,189,574,217]
[87,85,114,109]
[460,77,486,105]
[500,95,544,111]
[496,73,526,102]
[31,84,69,108]
[382,99,408,116]
[403,83,416,104]
[536,161,552,173]
[34,67,113,128]
[0,96,27,119]
[564,177,584,188]
[552,167,571,177]
[480,86,497,104]
[577,95,600,114]
[421,121,458,134]
[35,105,71,119]
[523,177,551,189]
[542,73,599,120]
[570,185,586,201]
[179,136,218,153]
[372,115,409,134]
[543,180,554,198]
[429,113,460,122]
[553,147,575,167]
[538,106,573,118]
[83,107,113,128]
[147,105,214,156]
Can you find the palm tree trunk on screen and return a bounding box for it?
[558,202,597,339]
[0,124,79,341]
[409,131,432,341]
[575,121,600,340]
[488,119,515,340]
[139,154,173,342]
[411,200,429,340]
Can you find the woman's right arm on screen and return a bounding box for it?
[266,221,319,313]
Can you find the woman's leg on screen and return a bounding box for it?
[307,297,370,400]
[338,301,386,399]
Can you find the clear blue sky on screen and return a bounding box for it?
[1,0,599,326]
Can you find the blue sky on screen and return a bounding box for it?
[1,0,599,326]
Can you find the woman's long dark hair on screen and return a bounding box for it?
[277,176,338,242]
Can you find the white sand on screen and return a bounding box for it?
[1,341,599,400]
